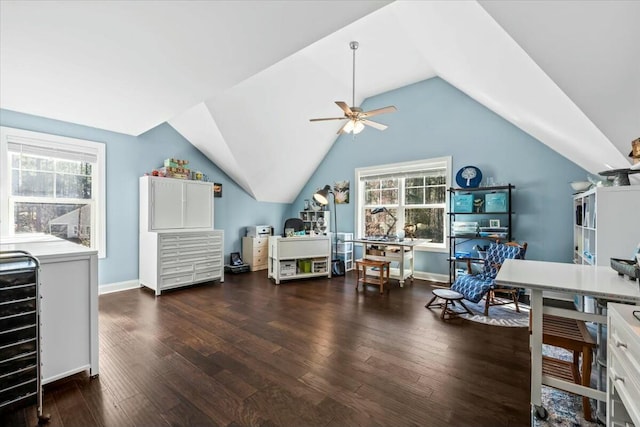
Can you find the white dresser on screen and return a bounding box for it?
[139,176,223,295]
[242,236,268,271]
[607,303,640,427]
[139,230,224,295]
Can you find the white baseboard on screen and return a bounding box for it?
[99,280,140,295]
[413,270,448,284]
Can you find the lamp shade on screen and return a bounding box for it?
[313,185,332,205]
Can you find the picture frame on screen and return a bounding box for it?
[213,183,222,198]
[304,199,310,210]
[489,219,500,228]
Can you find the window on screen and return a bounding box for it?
[0,127,106,257]
[355,156,451,251]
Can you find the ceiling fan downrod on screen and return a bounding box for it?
[350,41,358,108]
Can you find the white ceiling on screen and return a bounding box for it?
[1,0,638,202]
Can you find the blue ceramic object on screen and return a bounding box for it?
[456,166,482,188]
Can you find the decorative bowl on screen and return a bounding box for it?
[570,181,591,192]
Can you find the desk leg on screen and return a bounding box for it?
[530,289,547,420]
[399,256,405,287]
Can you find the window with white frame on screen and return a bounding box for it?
[0,127,106,256]
[355,156,451,251]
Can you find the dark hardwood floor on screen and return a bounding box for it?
[3,271,532,427]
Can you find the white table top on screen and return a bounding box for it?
[348,238,425,248]
[0,235,97,259]
[495,259,640,302]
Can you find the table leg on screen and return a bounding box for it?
[399,255,405,287]
[530,289,545,419]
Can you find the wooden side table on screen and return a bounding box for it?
[355,259,390,294]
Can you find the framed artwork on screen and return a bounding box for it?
[334,180,349,204]
[489,219,500,228]
[213,183,222,198]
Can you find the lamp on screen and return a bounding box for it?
[313,185,345,276]
[371,207,397,239]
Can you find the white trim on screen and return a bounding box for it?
[0,126,106,258]
[354,156,451,252]
[413,270,448,284]
[98,280,141,295]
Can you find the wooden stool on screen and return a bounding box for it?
[425,289,473,320]
[530,313,597,421]
[355,259,390,294]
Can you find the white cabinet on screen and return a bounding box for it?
[242,236,268,271]
[140,176,213,231]
[0,238,99,385]
[267,236,331,284]
[336,232,354,271]
[139,230,224,295]
[607,303,640,427]
[573,186,640,266]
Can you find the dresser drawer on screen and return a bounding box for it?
[194,260,220,272]
[610,354,640,422]
[252,253,268,267]
[160,273,194,289]
[159,262,194,276]
[610,309,640,382]
[194,269,221,282]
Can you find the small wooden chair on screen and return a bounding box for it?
[355,259,390,294]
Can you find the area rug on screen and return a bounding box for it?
[535,345,599,427]
[457,299,530,327]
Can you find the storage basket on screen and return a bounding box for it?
[632,138,640,157]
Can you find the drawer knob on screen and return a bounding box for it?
[615,340,627,349]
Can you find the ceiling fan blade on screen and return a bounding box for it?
[335,101,353,115]
[360,105,397,118]
[309,117,347,122]
[361,119,388,131]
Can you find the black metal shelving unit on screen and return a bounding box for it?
[0,250,49,423]
[447,184,515,284]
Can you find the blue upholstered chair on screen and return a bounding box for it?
[451,241,527,316]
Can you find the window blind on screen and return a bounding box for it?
[7,135,99,163]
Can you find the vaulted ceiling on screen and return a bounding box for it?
[1,1,638,202]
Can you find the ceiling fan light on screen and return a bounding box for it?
[353,120,365,134]
[343,120,355,133]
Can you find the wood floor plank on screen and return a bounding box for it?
[3,272,531,426]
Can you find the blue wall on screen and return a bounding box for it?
[293,77,589,275]
[0,109,289,285]
[1,76,590,284]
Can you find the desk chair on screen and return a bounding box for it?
[451,241,527,316]
[283,218,304,236]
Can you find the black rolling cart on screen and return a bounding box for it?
[0,250,49,423]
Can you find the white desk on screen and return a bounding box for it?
[350,238,424,286]
[495,259,640,422]
[267,235,331,284]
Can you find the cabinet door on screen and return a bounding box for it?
[184,182,213,228]
[151,179,184,229]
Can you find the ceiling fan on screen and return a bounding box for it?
[310,41,397,135]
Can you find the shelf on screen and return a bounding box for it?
[449,184,515,192]
[447,184,515,284]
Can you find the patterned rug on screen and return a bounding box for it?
[457,298,530,327]
[535,346,600,427]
